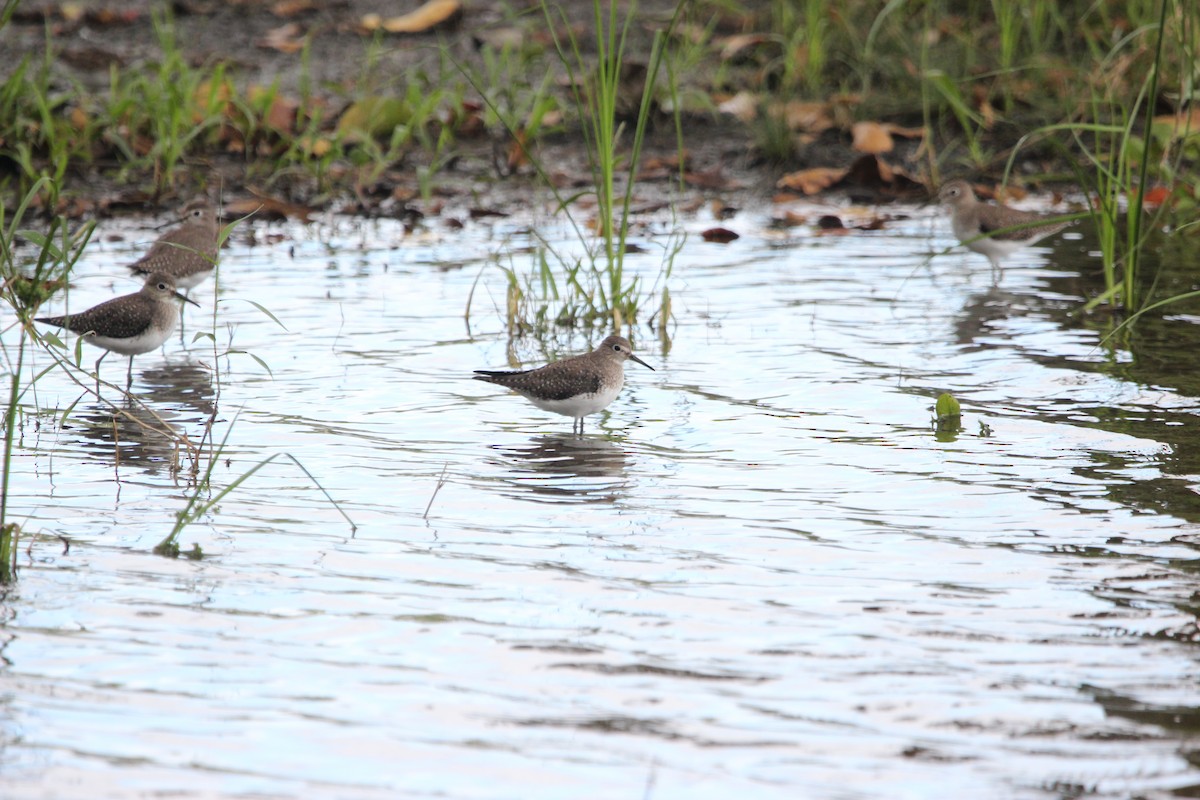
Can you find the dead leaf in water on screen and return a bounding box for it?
[701,227,739,243]
[816,215,849,233]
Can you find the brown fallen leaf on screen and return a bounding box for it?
[717,91,758,124]
[851,121,893,154]
[684,166,741,190]
[362,0,462,34]
[469,207,509,220]
[971,85,995,129]
[843,155,924,195]
[776,167,846,195]
[776,100,834,133]
[256,23,307,54]
[884,123,926,139]
[719,33,772,61]
[855,217,889,231]
[271,0,316,18]
[264,95,299,134]
[507,130,530,172]
[772,209,807,227]
[711,200,737,220]
[225,194,316,223]
[701,227,739,243]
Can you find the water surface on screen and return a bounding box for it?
[3,195,1200,799]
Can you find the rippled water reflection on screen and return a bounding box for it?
[3,199,1200,799]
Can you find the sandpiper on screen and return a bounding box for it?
[938,179,1071,270]
[474,335,654,434]
[128,197,220,297]
[35,272,200,388]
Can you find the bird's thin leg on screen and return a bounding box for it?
[125,356,134,391]
[989,258,1003,286]
[94,351,108,397]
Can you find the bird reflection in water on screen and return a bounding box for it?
[72,359,215,477]
[139,360,216,419]
[488,434,630,502]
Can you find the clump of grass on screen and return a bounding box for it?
[0,177,95,580]
[463,0,685,336]
[1006,0,1184,315]
[155,416,356,558]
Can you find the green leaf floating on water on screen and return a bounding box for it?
[935,393,961,419]
[934,392,962,433]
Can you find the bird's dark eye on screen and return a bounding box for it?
[158,282,169,290]
[612,344,621,352]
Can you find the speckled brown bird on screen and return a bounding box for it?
[128,198,220,296]
[36,272,199,388]
[938,179,1071,270]
[474,335,654,435]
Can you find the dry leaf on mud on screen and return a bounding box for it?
[261,94,299,134]
[507,130,530,172]
[361,0,462,34]
[719,33,772,61]
[224,195,315,223]
[271,0,316,18]
[256,23,307,54]
[638,153,686,181]
[717,91,758,124]
[884,123,925,139]
[684,166,741,191]
[778,100,834,133]
[843,155,923,195]
[776,167,846,195]
[851,121,893,154]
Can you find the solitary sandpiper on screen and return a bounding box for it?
[35,272,200,388]
[128,198,220,297]
[938,179,1071,270]
[474,335,654,435]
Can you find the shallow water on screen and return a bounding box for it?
[3,195,1200,799]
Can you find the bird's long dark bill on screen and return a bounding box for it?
[630,354,654,371]
[174,290,201,307]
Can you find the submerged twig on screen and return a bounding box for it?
[423,463,449,520]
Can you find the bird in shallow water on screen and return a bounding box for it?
[937,179,1072,270]
[128,197,220,300]
[35,272,200,389]
[473,334,654,435]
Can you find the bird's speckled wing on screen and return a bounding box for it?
[130,228,216,276]
[37,294,155,339]
[474,367,603,400]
